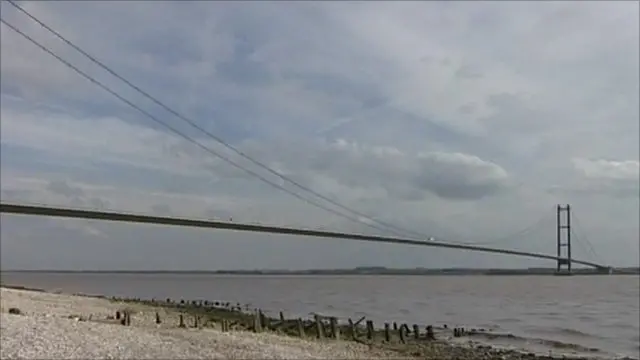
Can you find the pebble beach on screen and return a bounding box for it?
[0,287,405,359]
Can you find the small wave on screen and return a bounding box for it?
[551,327,601,338]
[466,330,603,353]
[527,325,605,340]
[493,317,521,323]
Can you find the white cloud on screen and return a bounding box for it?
[573,158,639,182]
[0,1,638,269]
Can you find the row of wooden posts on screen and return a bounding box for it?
[114,304,438,344]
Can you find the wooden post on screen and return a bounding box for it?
[155,312,161,324]
[366,320,374,340]
[179,314,185,328]
[125,312,131,326]
[426,325,435,340]
[193,315,199,328]
[413,324,420,339]
[260,311,268,331]
[115,311,121,320]
[279,311,285,323]
[330,317,340,340]
[297,318,305,337]
[221,319,228,332]
[314,314,325,339]
[393,322,398,331]
[348,318,357,340]
[398,324,408,344]
[384,323,390,342]
[253,310,262,332]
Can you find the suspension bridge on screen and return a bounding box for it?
[0,1,614,275]
[0,202,611,273]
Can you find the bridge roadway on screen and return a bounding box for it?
[0,203,608,269]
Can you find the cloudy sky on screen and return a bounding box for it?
[1,1,638,271]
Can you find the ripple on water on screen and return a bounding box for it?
[494,317,522,324]
[538,326,604,339]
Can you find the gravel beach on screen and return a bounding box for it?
[0,287,408,359]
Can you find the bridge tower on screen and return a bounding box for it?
[556,204,572,275]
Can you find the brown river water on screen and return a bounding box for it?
[1,272,638,359]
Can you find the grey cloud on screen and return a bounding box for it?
[547,183,639,199]
[204,208,233,220]
[44,179,113,209]
[46,180,84,198]
[239,139,511,201]
[151,204,173,216]
[458,103,476,115]
[88,197,110,210]
[1,189,32,202]
[572,158,639,182]
[455,64,484,79]
[553,158,640,198]
[413,152,510,200]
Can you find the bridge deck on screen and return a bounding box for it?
[0,203,607,269]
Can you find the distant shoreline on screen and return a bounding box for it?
[2,267,638,276]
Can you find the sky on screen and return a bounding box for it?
[0,1,638,271]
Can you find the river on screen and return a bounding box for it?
[1,272,638,359]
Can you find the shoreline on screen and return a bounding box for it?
[2,285,634,360]
[3,268,638,276]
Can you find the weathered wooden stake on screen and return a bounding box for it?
[279,311,285,323]
[314,314,325,339]
[193,315,199,328]
[115,311,121,320]
[384,323,391,342]
[393,322,398,331]
[413,324,420,339]
[330,317,340,340]
[398,325,406,344]
[366,320,374,340]
[221,319,228,332]
[426,325,435,340]
[348,318,357,340]
[253,310,262,332]
[260,311,268,331]
[296,318,305,337]
[179,314,185,328]
[155,312,161,324]
[125,312,131,326]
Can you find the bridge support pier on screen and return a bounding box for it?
[556,204,572,275]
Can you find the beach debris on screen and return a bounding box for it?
[8,307,22,315]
